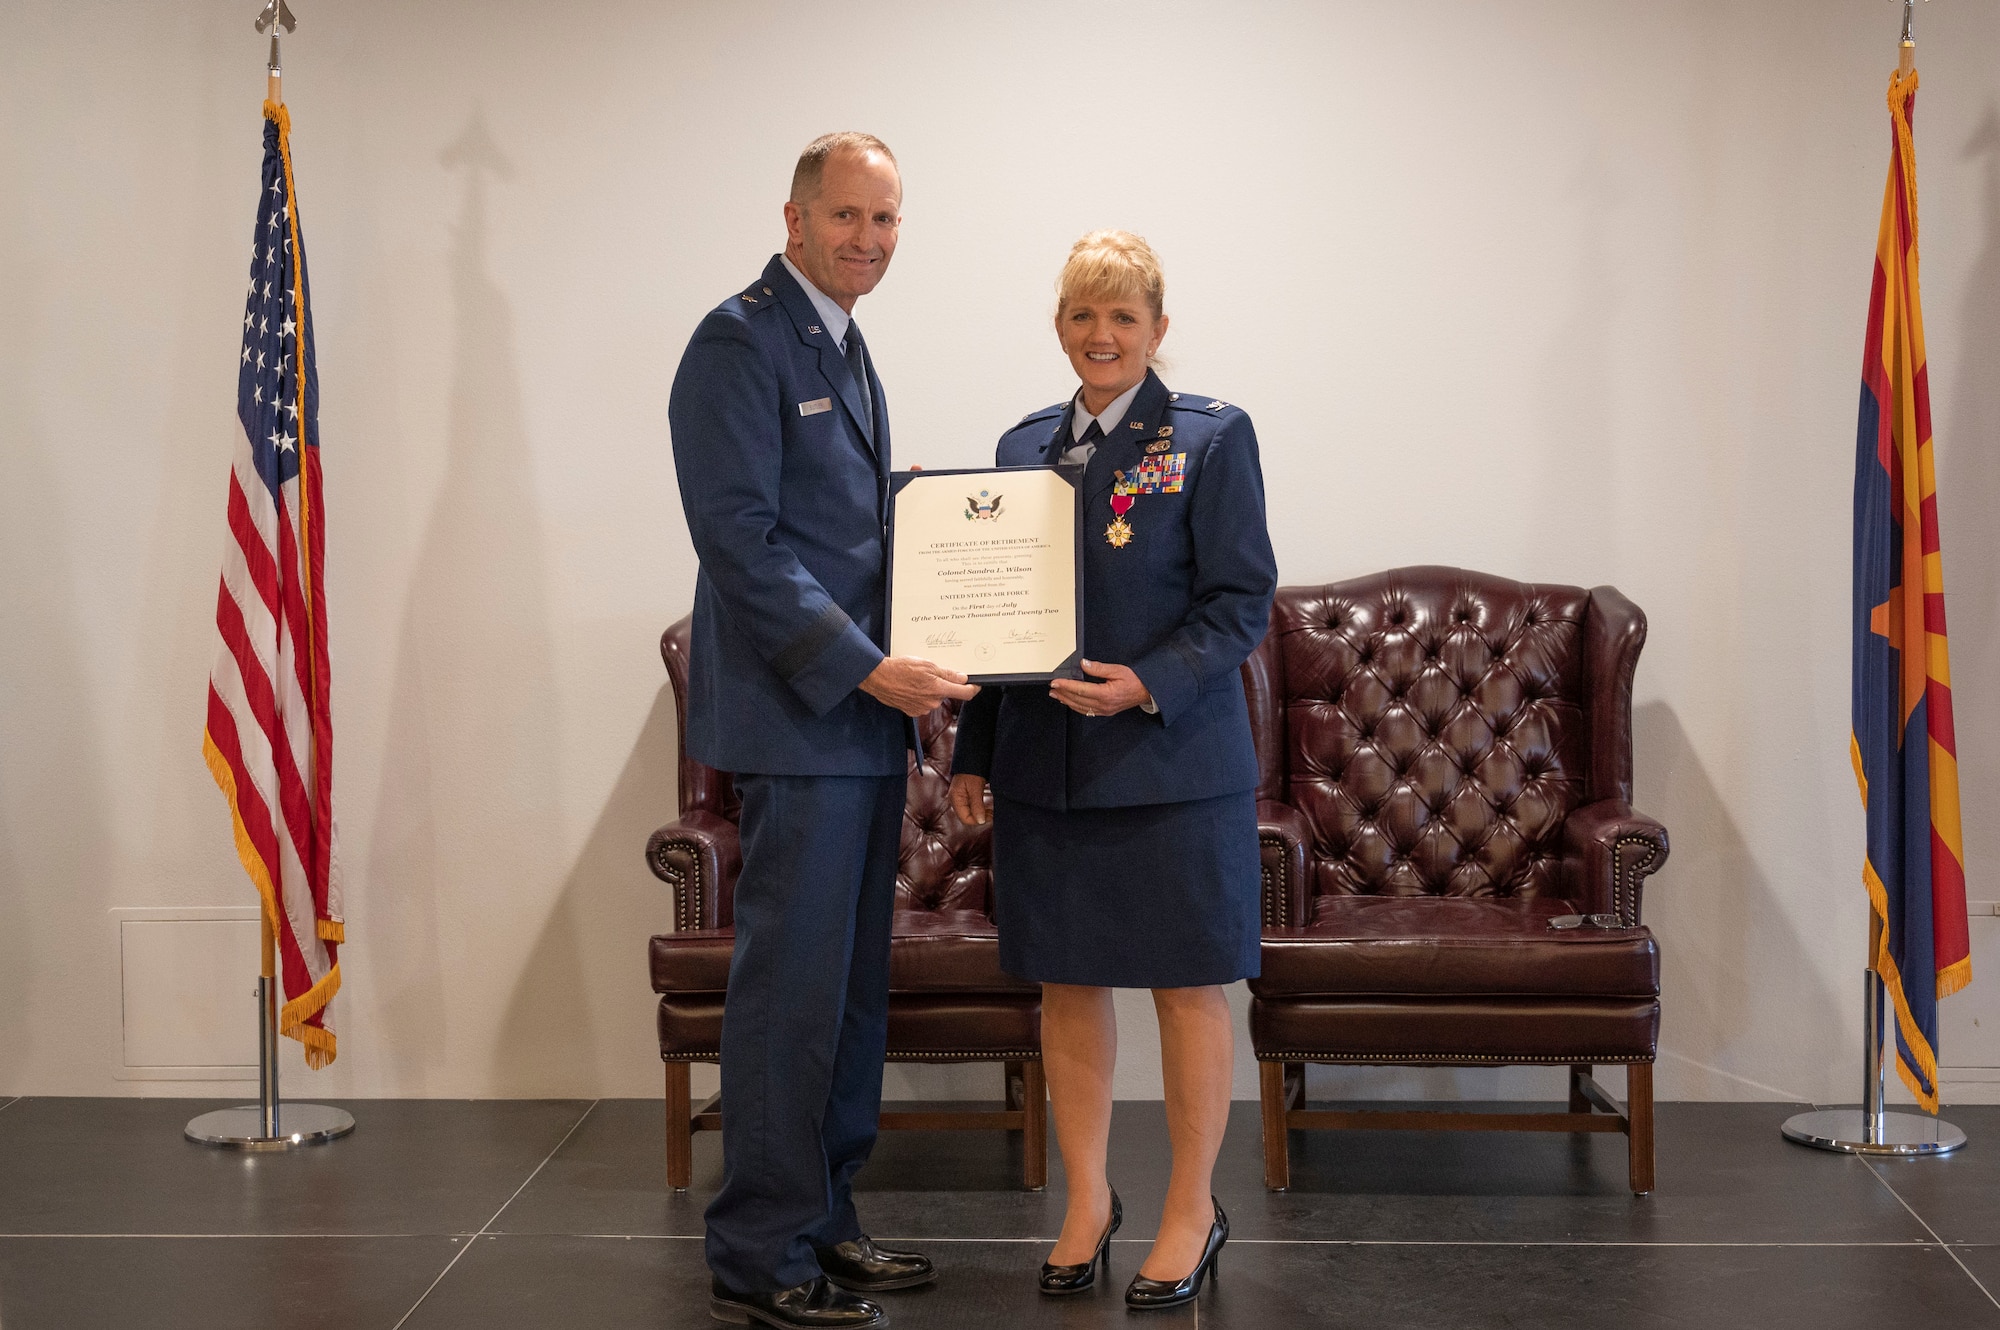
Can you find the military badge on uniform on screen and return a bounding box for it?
[1107,472,1137,547]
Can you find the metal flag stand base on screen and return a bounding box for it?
[1781,965,1965,1158]
[187,922,353,1148]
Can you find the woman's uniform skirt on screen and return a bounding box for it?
[990,790,1262,989]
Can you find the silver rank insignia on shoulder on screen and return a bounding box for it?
[741,294,758,303]
[1206,400,1227,410]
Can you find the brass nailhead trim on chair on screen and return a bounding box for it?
[1259,831,1292,926]
[650,835,707,931]
[1612,834,1667,925]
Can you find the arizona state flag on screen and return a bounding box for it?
[1852,66,1969,1113]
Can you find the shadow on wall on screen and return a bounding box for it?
[362,110,582,1093]
[0,434,110,1091]
[0,205,111,1089]
[1941,106,2000,897]
[1536,141,1624,570]
[497,681,681,1098]
[1635,699,1837,1101]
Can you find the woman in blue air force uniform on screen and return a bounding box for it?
[949,230,1276,1311]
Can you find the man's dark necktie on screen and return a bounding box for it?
[844,324,874,438]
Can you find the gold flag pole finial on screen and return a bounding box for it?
[255,0,298,105]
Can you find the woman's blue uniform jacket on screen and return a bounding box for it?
[951,370,1278,811]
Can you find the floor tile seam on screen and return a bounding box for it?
[1861,1155,2000,1311]
[0,1232,471,1240]
[388,1098,602,1330]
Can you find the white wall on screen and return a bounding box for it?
[4,0,2000,1105]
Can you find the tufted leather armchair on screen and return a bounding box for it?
[1245,568,1670,1194]
[646,617,1046,1191]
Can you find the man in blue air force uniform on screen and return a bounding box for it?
[669,132,975,1330]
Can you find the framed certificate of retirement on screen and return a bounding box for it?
[885,465,1085,683]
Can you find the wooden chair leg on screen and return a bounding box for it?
[1259,1061,1291,1191]
[666,1062,693,1191]
[1627,1061,1655,1195]
[1569,1064,1592,1113]
[1021,1059,1048,1191]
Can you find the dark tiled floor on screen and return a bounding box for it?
[0,1096,1995,1328]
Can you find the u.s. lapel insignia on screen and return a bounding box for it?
[808,324,822,334]
[1128,420,1144,429]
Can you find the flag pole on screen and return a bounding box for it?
[1780,0,1963,1160]
[184,0,354,1153]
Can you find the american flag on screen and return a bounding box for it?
[202,101,343,1068]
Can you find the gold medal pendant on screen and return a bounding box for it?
[1107,473,1136,548]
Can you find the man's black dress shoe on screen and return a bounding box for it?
[1039,1189,1122,1294]
[814,1236,937,1292]
[1124,1198,1228,1311]
[710,1275,886,1328]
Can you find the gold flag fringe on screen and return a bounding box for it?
[203,730,340,1068]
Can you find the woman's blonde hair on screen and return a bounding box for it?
[1055,229,1166,322]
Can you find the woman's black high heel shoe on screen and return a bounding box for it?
[1039,1189,1122,1295]
[1124,1197,1227,1311]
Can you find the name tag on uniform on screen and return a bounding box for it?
[799,397,833,417]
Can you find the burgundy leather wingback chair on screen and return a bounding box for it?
[1245,568,1670,1193]
[646,617,1047,1191]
